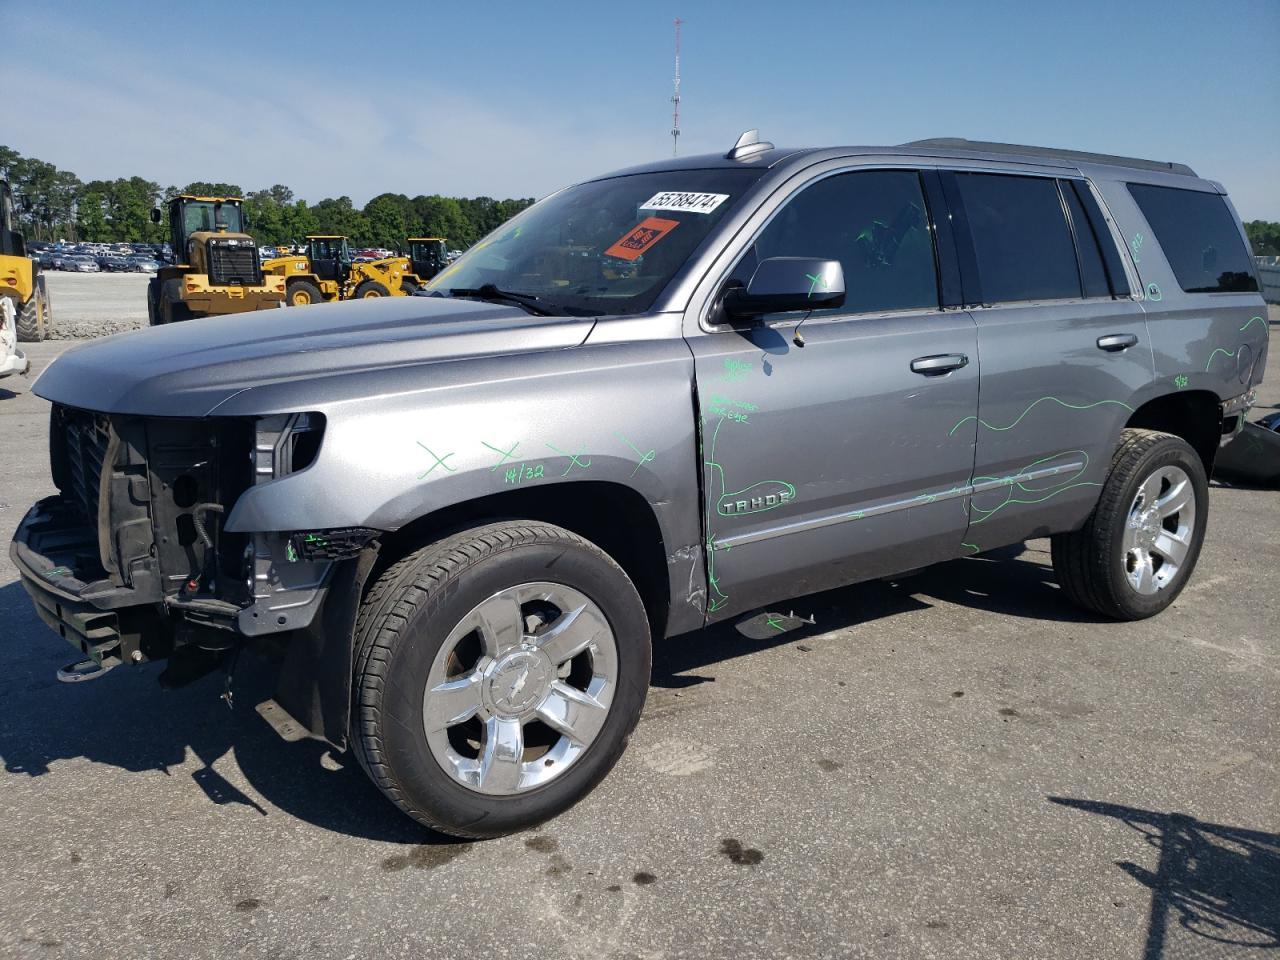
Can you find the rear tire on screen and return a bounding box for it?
[146,278,160,327]
[1052,429,1208,620]
[16,294,46,342]
[352,521,651,838]
[354,280,390,299]
[287,280,323,306]
[159,279,193,324]
[399,279,418,297]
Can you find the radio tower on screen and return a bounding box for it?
[670,18,683,156]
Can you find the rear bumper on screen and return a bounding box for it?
[180,275,286,314]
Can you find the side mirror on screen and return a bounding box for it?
[723,257,845,319]
[150,207,161,224]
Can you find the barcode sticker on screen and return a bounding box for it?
[639,191,730,214]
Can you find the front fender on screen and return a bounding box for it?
[224,324,706,628]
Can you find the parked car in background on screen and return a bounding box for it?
[66,256,99,272]
[128,256,160,273]
[97,253,134,272]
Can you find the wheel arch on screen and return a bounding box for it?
[1123,389,1222,475]
[378,479,672,642]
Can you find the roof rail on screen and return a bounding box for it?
[902,138,1197,177]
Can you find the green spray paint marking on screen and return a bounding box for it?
[1174,374,1189,389]
[1130,233,1144,263]
[805,272,828,298]
[1240,315,1266,334]
[766,614,786,632]
[615,433,657,477]
[545,443,591,476]
[286,541,299,563]
[968,451,1096,525]
[481,440,520,471]
[948,397,1134,437]
[416,442,457,478]
[1204,347,1238,372]
[1147,282,1162,301]
[721,358,752,382]
[961,542,980,555]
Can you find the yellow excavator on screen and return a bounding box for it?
[262,236,416,306]
[147,195,285,325]
[0,179,52,341]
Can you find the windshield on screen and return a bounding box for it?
[183,201,243,235]
[426,169,764,315]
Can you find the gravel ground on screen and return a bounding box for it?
[43,271,149,338]
[0,326,1276,960]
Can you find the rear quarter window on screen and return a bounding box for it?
[1127,183,1258,293]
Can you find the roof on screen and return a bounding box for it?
[407,237,446,242]
[902,138,1196,177]
[305,235,346,240]
[593,134,1196,182]
[173,194,244,203]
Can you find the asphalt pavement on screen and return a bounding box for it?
[1,332,1276,960]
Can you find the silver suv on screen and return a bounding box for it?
[13,133,1268,837]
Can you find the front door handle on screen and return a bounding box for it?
[1097,333,1139,352]
[910,353,969,376]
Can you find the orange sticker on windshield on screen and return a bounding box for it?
[604,216,679,261]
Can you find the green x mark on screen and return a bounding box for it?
[546,442,591,476]
[416,442,457,479]
[482,439,520,471]
[765,614,786,632]
[805,272,828,298]
[616,433,657,477]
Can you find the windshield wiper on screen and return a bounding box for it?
[447,284,553,316]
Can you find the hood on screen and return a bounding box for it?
[35,296,593,417]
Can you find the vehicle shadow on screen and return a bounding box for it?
[0,543,1106,841]
[0,580,436,846]
[1050,797,1280,957]
[653,542,1106,686]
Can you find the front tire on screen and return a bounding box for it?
[354,280,390,299]
[352,521,651,838]
[1052,429,1208,620]
[287,280,323,306]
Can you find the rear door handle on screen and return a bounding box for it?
[911,353,969,376]
[1097,333,1139,352]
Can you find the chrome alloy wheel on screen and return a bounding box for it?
[422,582,619,796]
[1122,465,1196,595]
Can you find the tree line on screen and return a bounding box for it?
[0,145,536,250]
[6,142,1280,258]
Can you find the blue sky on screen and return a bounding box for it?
[5,0,1279,218]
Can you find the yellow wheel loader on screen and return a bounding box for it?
[261,236,416,306]
[147,195,285,325]
[0,179,52,342]
[395,237,449,295]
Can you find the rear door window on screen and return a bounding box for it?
[1127,183,1259,293]
[954,173,1081,303]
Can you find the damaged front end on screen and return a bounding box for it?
[11,405,374,699]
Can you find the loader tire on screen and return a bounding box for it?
[16,294,46,342]
[287,280,323,306]
[354,280,390,299]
